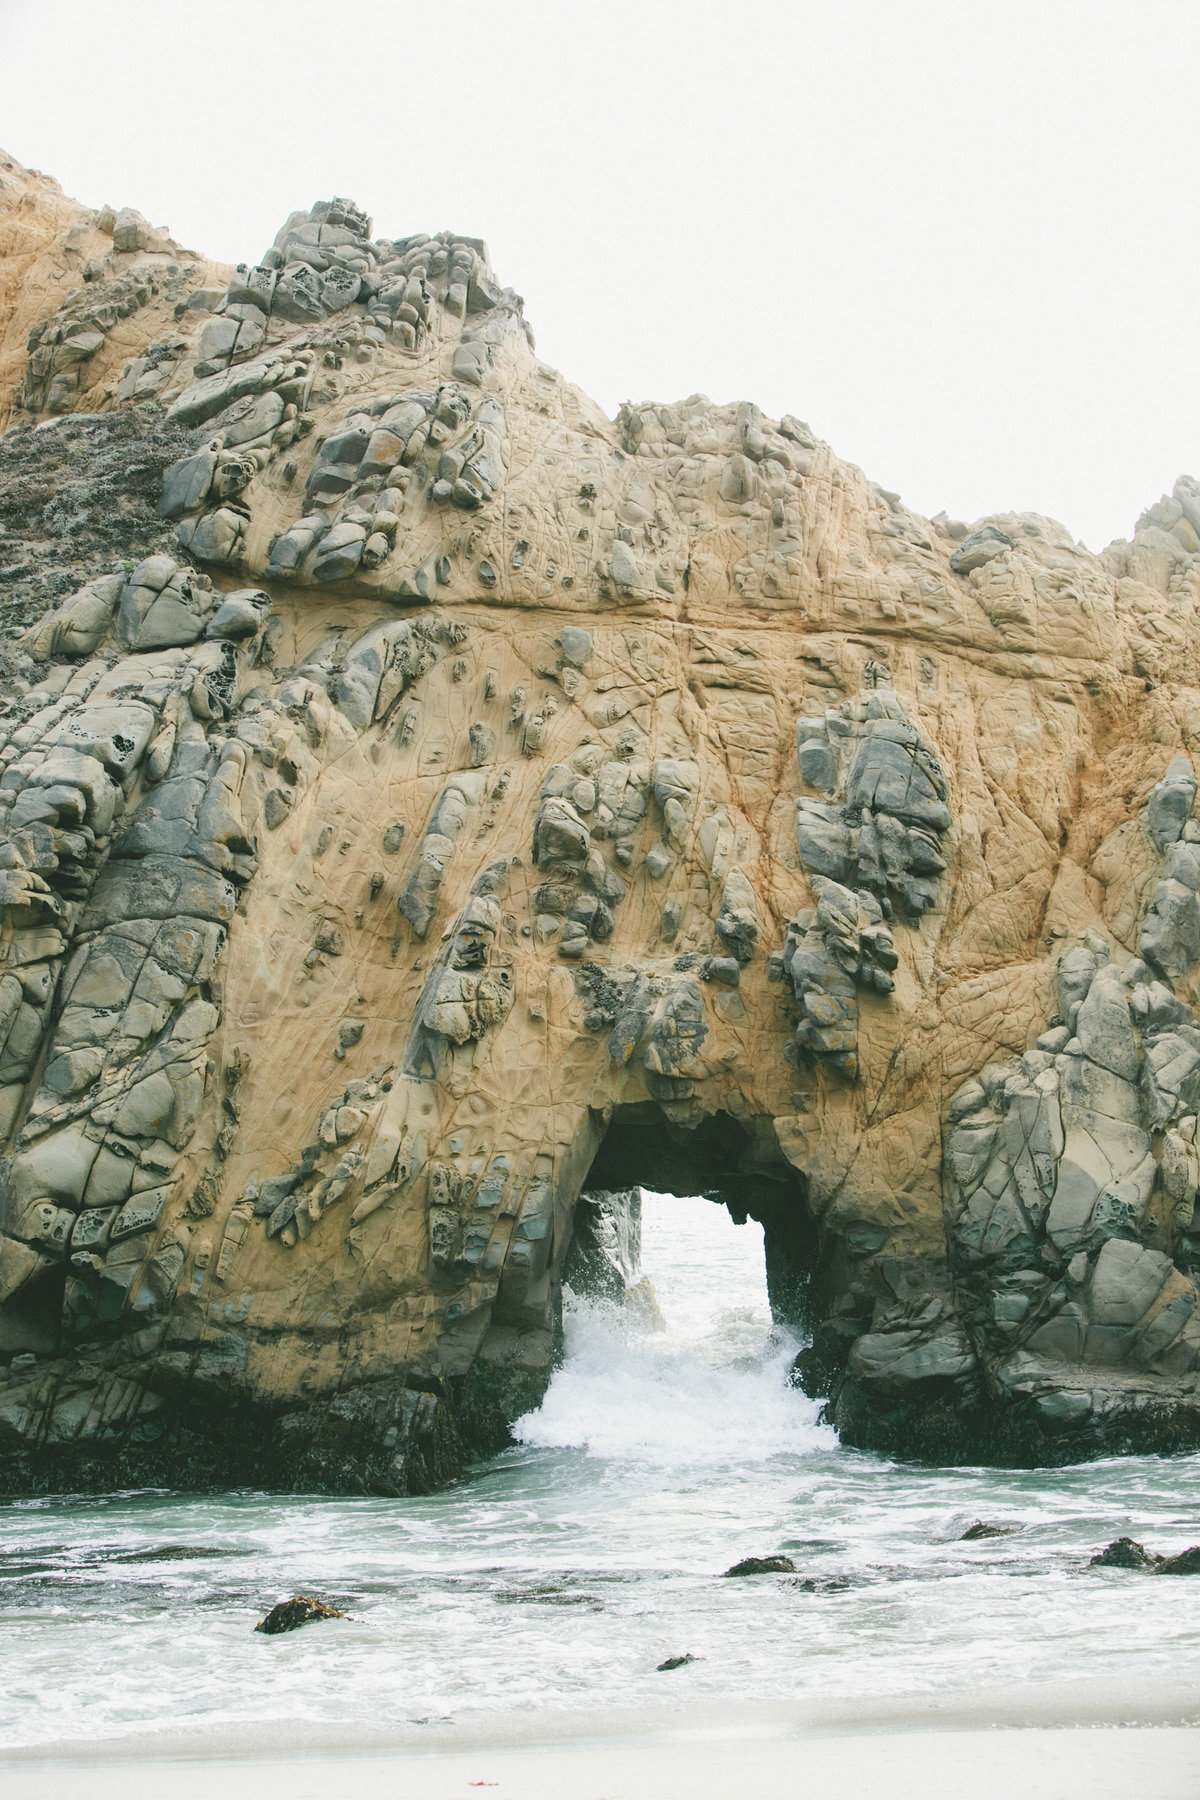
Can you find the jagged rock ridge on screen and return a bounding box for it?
[3,148,1200,1489]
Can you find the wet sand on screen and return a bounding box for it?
[6,1676,1200,1800]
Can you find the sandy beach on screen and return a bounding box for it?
[6,1676,1199,1800]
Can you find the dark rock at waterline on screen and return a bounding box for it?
[1090,1537,1161,1569]
[255,1595,348,1634]
[657,1654,698,1671]
[109,1543,253,1563]
[492,1582,602,1607]
[960,1521,1016,1540]
[1158,1547,1200,1574]
[1089,1537,1200,1572]
[723,1555,796,1577]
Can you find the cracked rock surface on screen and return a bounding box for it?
[5,148,1200,1491]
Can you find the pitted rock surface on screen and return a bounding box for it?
[5,150,1200,1490]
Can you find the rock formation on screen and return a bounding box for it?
[5,147,1200,1490]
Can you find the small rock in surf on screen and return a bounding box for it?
[1158,1547,1200,1574]
[255,1595,349,1633]
[1089,1537,1161,1569]
[723,1555,796,1577]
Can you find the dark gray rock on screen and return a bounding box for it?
[159,451,216,520]
[1158,1547,1200,1574]
[1146,757,1197,852]
[255,1595,348,1634]
[845,732,951,832]
[797,736,838,792]
[1090,1536,1160,1569]
[949,525,1012,574]
[560,626,592,667]
[723,1555,796,1577]
[715,868,759,964]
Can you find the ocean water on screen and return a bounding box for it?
[3,1193,1200,1749]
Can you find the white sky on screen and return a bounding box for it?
[4,0,1199,550]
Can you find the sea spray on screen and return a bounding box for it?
[516,1194,830,1465]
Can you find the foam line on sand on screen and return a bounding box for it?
[5,1677,1200,1800]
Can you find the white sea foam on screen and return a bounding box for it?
[4,1191,1200,1748]
[515,1194,832,1464]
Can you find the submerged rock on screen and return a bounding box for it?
[723,1555,797,1577]
[109,1543,251,1563]
[789,1575,860,1593]
[960,1521,1016,1540]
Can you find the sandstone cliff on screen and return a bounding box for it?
[3,149,1200,1491]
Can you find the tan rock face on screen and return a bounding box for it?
[3,167,1200,1490]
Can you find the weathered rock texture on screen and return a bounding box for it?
[4,148,1200,1490]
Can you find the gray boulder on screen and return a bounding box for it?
[950,526,1013,574]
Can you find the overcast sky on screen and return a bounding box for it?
[4,0,1199,550]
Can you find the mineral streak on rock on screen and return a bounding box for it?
[7,146,1200,1492]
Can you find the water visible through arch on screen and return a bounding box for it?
[564,1101,823,1344]
[516,1190,826,1466]
[505,1100,830,1463]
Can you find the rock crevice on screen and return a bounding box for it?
[4,158,1200,1487]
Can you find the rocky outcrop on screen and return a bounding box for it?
[7,155,1200,1490]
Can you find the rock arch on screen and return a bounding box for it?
[4,174,1200,1490]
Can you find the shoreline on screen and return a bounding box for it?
[9,1670,1200,1771]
